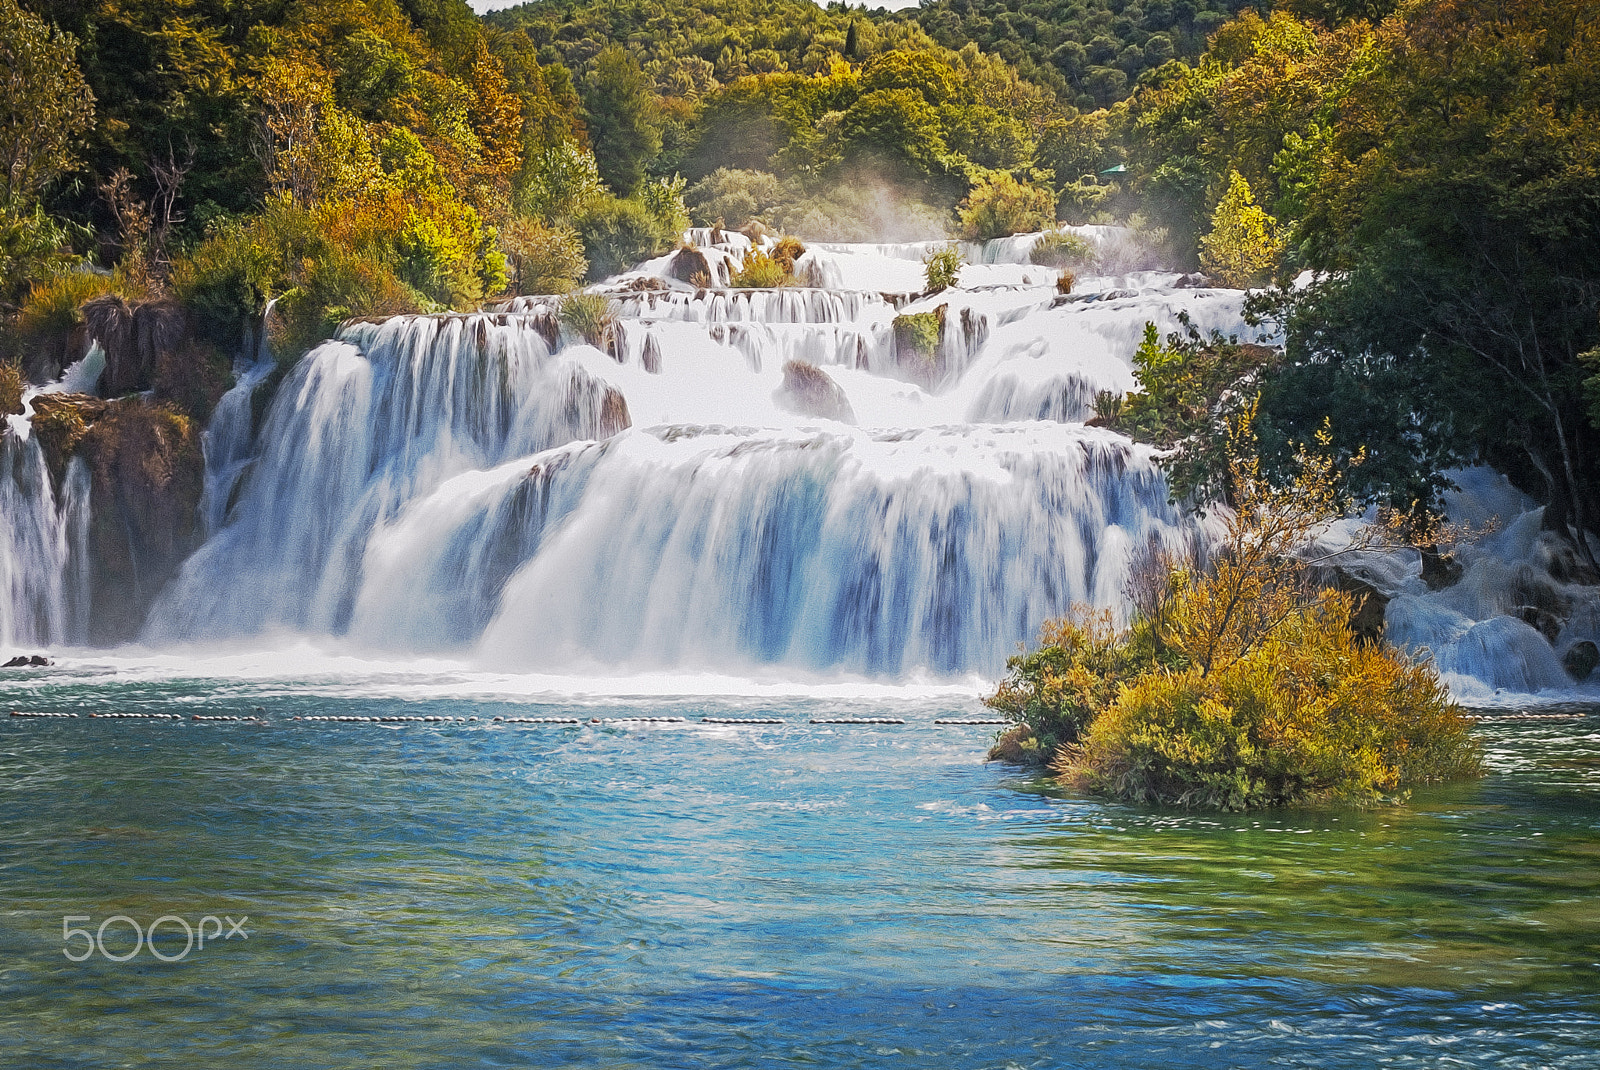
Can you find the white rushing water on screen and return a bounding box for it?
[0,388,91,651]
[5,229,1592,697]
[141,231,1245,675]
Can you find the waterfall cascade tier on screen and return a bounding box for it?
[5,228,1587,698]
[1,385,91,650]
[146,231,1251,672]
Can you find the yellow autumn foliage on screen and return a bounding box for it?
[1059,594,1481,809]
[1199,170,1284,288]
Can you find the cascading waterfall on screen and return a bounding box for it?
[0,394,90,651]
[10,228,1584,696]
[149,313,626,639]
[342,423,1199,672]
[145,233,1252,674]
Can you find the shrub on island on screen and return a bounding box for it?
[986,418,1484,809]
[1029,229,1096,270]
[731,250,791,288]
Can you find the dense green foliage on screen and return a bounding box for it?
[1095,319,1278,503]
[891,0,1259,107]
[922,245,964,292]
[1029,229,1096,268]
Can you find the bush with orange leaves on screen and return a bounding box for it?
[988,410,1483,808]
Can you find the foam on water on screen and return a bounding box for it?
[1,373,92,650]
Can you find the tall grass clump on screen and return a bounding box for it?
[1029,229,1097,270]
[0,358,23,416]
[731,249,790,288]
[559,293,615,348]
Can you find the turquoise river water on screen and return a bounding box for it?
[1,662,1598,1068]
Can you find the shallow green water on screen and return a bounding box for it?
[1,666,1597,1068]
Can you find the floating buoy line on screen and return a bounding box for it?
[809,718,906,725]
[1462,712,1589,721]
[9,710,1006,729]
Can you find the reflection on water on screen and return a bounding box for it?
[1,672,1597,1068]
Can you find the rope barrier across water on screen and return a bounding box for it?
[5,711,1028,728]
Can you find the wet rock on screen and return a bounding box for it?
[1516,604,1564,643]
[29,655,49,666]
[1333,571,1390,644]
[774,360,856,424]
[987,724,1042,765]
[623,276,668,292]
[892,305,947,388]
[641,334,662,374]
[1174,273,1213,288]
[667,247,713,286]
[1562,640,1599,681]
[82,295,186,396]
[29,392,109,487]
[3,656,29,668]
[523,309,559,350]
[1420,548,1463,590]
[599,388,632,438]
[80,399,206,643]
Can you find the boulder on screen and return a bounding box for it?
[773,360,855,424]
[1330,570,1390,644]
[1562,640,1599,681]
[1420,548,1463,590]
[623,276,668,292]
[599,388,632,438]
[987,724,1041,764]
[667,247,713,286]
[892,305,947,388]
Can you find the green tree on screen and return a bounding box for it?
[0,0,95,204]
[1283,0,1600,555]
[957,171,1056,239]
[582,45,662,196]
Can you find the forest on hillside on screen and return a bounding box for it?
[0,0,1596,550]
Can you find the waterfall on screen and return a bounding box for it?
[149,313,626,639]
[1,395,90,651]
[1,228,1584,695]
[142,233,1257,676]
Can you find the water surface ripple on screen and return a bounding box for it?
[1,675,1597,1068]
